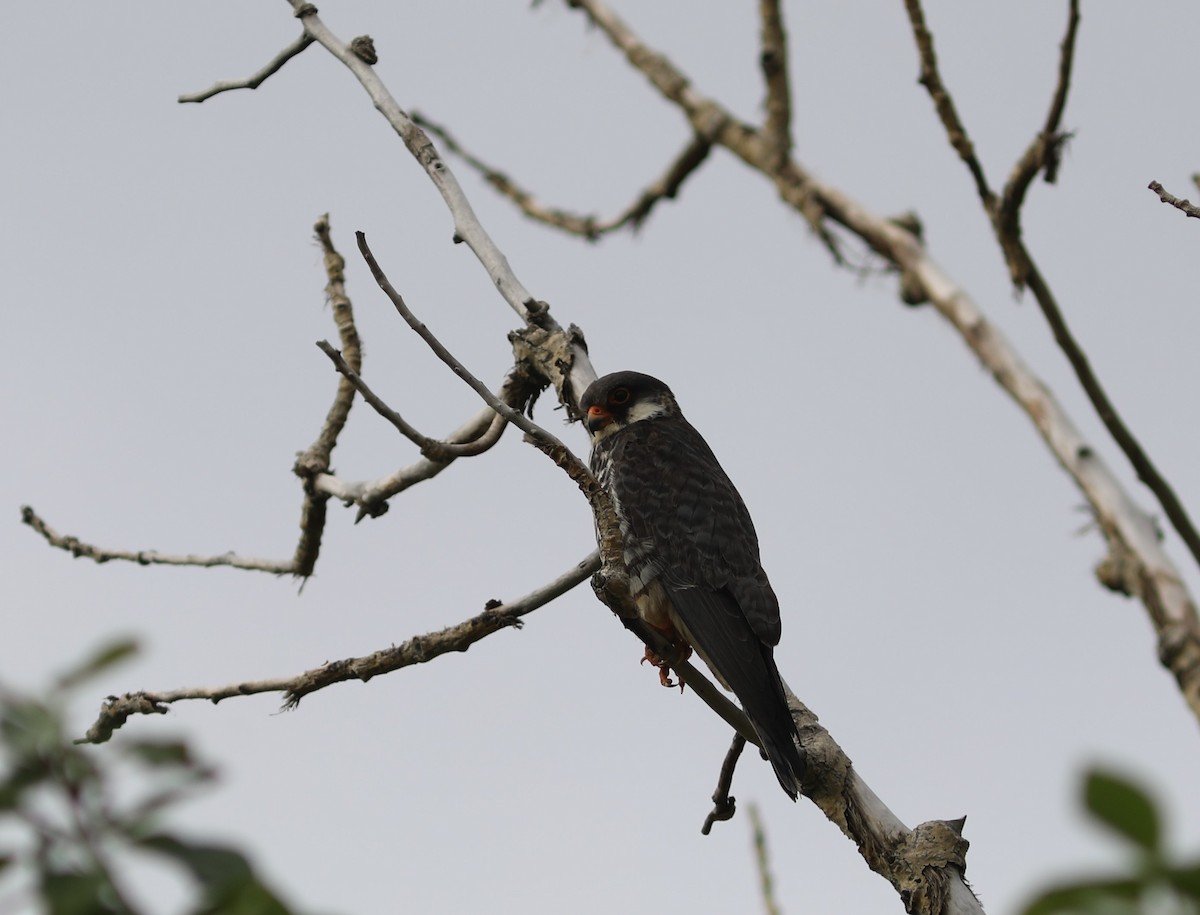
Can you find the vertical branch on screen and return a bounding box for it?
[292,214,362,578]
[758,0,793,171]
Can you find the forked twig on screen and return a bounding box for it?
[413,112,712,239]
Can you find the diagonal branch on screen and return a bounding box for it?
[413,112,712,239]
[1148,180,1200,220]
[77,552,602,743]
[904,0,1200,577]
[310,401,516,521]
[315,340,508,460]
[901,0,995,212]
[178,32,314,103]
[757,0,793,171]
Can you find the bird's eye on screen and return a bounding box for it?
[609,387,631,405]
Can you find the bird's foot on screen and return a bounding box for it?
[641,644,692,692]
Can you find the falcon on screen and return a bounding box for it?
[580,371,804,799]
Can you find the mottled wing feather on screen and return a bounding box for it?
[600,415,781,646]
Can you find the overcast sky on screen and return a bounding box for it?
[6,1,1200,913]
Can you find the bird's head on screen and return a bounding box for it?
[580,371,678,441]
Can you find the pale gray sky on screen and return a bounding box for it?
[6,2,1200,913]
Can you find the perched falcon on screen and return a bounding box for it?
[581,371,804,799]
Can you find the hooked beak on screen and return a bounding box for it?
[585,404,613,434]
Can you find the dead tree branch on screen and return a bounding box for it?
[20,506,295,575]
[1148,180,1200,219]
[315,340,508,460]
[548,0,1200,727]
[701,734,746,835]
[78,552,602,743]
[901,0,994,211]
[757,0,793,172]
[290,214,362,577]
[309,402,516,521]
[178,32,314,103]
[904,1,1200,589]
[413,112,712,239]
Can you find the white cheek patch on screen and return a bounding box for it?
[625,399,669,424]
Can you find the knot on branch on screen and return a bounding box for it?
[294,3,317,18]
[350,35,378,64]
[508,323,589,423]
[897,818,971,912]
[1158,620,1200,676]
[590,569,636,619]
[80,692,169,745]
[1094,540,1141,598]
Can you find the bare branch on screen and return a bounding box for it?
[178,32,314,103]
[906,2,1200,580]
[290,214,362,578]
[21,506,294,575]
[757,0,792,171]
[310,403,506,520]
[315,340,508,460]
[1148,179,1200,220]
[996,0,1080,283]
[78,552,602,743]
[554,0,1200,724]
[413,112,711,239]
[701,734,746,835]
[901,0,995,211]
[1022,256,1200,574]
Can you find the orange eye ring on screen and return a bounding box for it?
[609,387,631,405]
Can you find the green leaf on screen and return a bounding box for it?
[1083,769,1161,852]
[0,697,61,755]
[138,833,298,914]
[1165,860,1200,898]
[1020,876,1142,915]
[41,869,123,915]
[121,739,194,769]
[55,639,139,691]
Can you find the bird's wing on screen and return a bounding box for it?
[607,416,782,646]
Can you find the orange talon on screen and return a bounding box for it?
[641,644,690,692]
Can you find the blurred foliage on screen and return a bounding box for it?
[1021,768,1200,915]
[0,639,310,915]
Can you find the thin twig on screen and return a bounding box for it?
[757,0,792,171]
[908,0,1200,574]
[1021,256,1200,572]
[901,0,995,211]
[701,734,746,835]
[996,0,1080,283]
[748,804,782,915]
[77,553,602,743]
[20,506,295,575]
[354,231,761,743]
[178,33,314,103]
[413,112,712,239]
[310,403,510,520]
[1148,180,1200,220]
[315,341,509,460]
